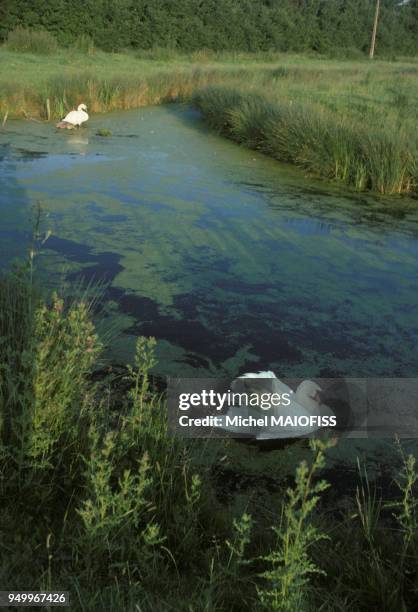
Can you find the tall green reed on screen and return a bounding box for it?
[192,86,417,195]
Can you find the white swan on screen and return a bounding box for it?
[294,379,323,412]
[231,370,295,399]
[56,104,89,129]
[222,372,336,439]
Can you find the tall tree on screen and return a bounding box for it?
[1,0,417,56]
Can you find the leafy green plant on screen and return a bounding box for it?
[77,434,164,579]
[385,440,418,605]
[127,335,157,418]
[257,439,333,611]
[225,512,253,576]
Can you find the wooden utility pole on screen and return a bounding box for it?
[369,0,380,59]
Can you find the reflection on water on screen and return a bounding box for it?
[66,132,89,155]
[1,106,418,380]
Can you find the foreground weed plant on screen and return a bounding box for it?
[257,439,333,611]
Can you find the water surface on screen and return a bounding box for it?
[1,106,417,379]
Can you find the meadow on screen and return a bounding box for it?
[0,36,417,196]
[0,263,417,611]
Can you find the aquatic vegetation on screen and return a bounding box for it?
[96,128,112,137]
[0,272,417,610]
[192,85,417,195]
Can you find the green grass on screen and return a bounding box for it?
[0,265,417,610]
[0,47,259,117]
[5,27,59,55]
[192,85,417,195]
[0,45,417,195]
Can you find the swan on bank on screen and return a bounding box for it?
[222,371,336,439]
[56,104,89,129]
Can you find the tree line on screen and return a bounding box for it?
[1,0,417,55]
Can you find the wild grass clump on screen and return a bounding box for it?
[73,34,96,56]
[314,447,418,612]
[31,66,250,119]
[192,86,417,195]
[5,27,58,55]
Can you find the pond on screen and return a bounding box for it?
[1,105,418,381]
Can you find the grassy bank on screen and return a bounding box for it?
[0,47,417,195]
[192,86,417,195]
[0,269,417,611]
[0,46,297,119]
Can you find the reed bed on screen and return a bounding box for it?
[0,48,258,119]
[37,67,257,117]
[192,86,417,195]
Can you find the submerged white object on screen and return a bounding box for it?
[231,370,292,396]
[222,373,335,439]
[238,371,277,379]
[57,104,89,128]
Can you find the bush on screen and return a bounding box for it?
[6,27,58,55]
[0,273,100,471]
